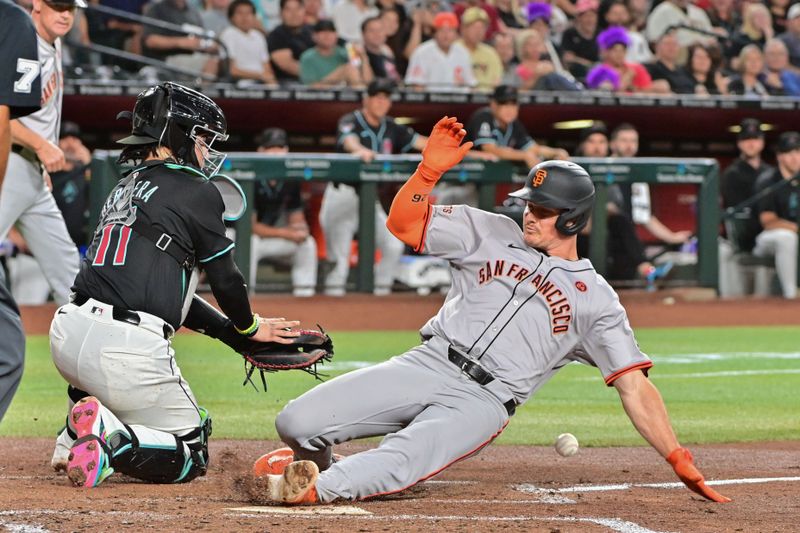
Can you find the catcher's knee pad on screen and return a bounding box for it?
[109,409,212,484]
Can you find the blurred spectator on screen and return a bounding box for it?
[492,31,518,74]
[684,42,727,95]
[574,122,650,281]
[752,131,800,299]
[609,123,692,249]
[727,44,781,97]
[576,121,609,157]
[645,0,713,50]
[525,2,571,69]
[561,0,600,79]
[454,0,502,40]
[267,0,314,82]
[589,26,652,92]
[465,84,568,170]
[625,0,648,31]
[380,8,413,76]
[253,0,284,31]
[586,63,621,89]
[300,19,373,86]
[376,0,407,26]
[320,79,427,296]
[459,6,504,89]
[221,0,277,83]
[777,3,800,69]
[405,12,476,89]
[490,0,526,30]
[51,121,91,251]
[362,15,401,81]
[303,0,324,24]
[525,2,551,38]
[601,0,652,63]
[63,2,92,67]
[705,0,738,38]
[86,0,147,57]
[718,118,771,297]
[202,0,233,36]
[333,0,378,43]
[525,1,571,45]
[249,127,318,297]
[763,38,800,96]
[769,0,789,36]
[505,29,579,90]
[142,0,219,78]
[646,30,696,94]
[729,2,774,59]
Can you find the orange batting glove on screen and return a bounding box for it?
[419,116,474,179]
[667,447,731,503]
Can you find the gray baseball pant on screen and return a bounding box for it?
[0,154,79,305]
[0,268,25,423]
[275,336,512,502]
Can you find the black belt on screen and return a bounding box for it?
[448,346,516,416]
[11,144,40,167]
[72,293,172,340]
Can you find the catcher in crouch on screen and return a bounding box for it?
[49,82,331,488]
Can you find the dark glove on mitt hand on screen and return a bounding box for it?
[217,322,334,390]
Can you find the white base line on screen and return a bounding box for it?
[228,512,670,533]
[0,520,50,533]
[517,476,800,494]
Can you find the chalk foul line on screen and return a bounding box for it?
[516,475,800,494]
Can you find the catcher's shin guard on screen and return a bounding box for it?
[110,408,212,484]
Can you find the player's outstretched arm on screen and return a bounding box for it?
[613,370,731,503]
[386,116,472,250]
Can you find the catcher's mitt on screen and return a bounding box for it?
[237,327,334,391]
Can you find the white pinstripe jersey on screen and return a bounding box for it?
[17,35,62,146]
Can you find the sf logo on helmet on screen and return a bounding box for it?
[532,169,547,187]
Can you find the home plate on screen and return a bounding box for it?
[228,506,371,516]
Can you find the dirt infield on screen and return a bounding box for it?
[17,291,800,333]
[1,438,798,532]
[5,294,800,532]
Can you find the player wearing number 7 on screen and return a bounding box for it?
[0,0,86,305]
[252,117,731,505]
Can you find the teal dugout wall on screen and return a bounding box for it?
[89,153,720,292]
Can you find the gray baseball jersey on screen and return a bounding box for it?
[276,204,652,502]
[17,35,62,144]
[420,204,652,403]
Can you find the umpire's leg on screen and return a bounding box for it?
[0,268,24,422]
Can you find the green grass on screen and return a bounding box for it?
[2,327,799,446]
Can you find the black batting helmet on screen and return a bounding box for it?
[508,160,595,235]
[116,82,228,177]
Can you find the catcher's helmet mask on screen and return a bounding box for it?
[117,82,229,177]
[508,160,595,236]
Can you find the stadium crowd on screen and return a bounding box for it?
[4,0,800,303]
[30,0,800,96]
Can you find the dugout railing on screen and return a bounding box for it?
[89,153,720,293]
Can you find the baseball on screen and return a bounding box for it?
[555,433,579,457]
